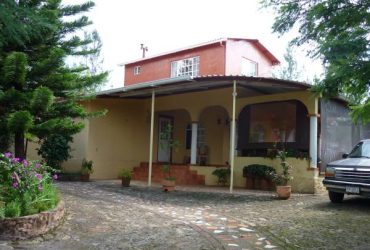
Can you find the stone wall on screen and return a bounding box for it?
[0,201,65,240]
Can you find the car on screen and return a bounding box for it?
[323,139,370,203]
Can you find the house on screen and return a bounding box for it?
[29,38,369,193]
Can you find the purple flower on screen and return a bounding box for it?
[52,174,58,180]
[4,152,12,158]
[12,172,17,180]
[22,159,29,167]
[12,182,18,188]
[12,158,20,163]
[38,184,43,191]
[35,163,41,168]
[35,173,42,180]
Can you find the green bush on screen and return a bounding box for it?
[5,201,21,218]
[0,202,5,219]
[38,134,72,169]
[243,164,276,179]
[212,168,231,186]
[118,169,132,179]
[0,152,59,218]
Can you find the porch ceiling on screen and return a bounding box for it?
[97,75,311,99]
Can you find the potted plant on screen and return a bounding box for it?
[269,149,293,199]
[243,164,275,190]
[119,169,132,187]
[160,124,180,192]
[212,168,231,186]
[80,159,93,182]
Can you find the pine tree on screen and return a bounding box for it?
[0,0,107,166]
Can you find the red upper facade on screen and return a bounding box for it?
[124,38,280,86]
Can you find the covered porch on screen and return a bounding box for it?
[91,75,320,193]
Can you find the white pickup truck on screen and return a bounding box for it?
[323,140,370,203]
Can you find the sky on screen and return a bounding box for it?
[67,0,323,89]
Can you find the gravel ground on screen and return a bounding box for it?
[3,180,370,250]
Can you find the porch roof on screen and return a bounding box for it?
[97,75,311,99]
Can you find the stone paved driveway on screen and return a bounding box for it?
[3,181,370,250]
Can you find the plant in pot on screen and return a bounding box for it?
[80,159,93,182]
[212,168,231,186]
[160,124,180,192]
[119,169,132,187]
[243,164,275,190]
[268,149,293,199]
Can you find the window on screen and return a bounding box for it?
[241,58,257,77]
[237,100,310,156]
[134,66,141,75]
[171,56,199,78]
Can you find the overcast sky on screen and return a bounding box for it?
[66,0,323,89]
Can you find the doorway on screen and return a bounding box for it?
[158,116,173,162]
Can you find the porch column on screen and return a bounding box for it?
[148,89,155,187]
[309,114,318,168]
[230,80,237,193]
[190,122,198,165]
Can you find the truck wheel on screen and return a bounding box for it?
[329,191,344,203]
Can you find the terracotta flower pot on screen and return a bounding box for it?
[276,185,291,199]
[80,174,90,182]
[161,179,176,192]
[121,178,131,187]
[261,178,274,191]
[245,175,255,189]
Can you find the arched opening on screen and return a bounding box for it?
[197,106,230,165]
[237,100,309,157]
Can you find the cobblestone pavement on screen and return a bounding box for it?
[3,180,370,250]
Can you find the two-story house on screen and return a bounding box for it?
[30,38,366,194]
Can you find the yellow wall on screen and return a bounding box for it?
[234,157,317,193]
[84,99,150,179]
[191,157,317,193]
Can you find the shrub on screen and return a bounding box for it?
[0,152,59,218]
[269,150,293,186]
[118,169,132,179]
[0,203,4,219]
[243,164,276,179]
[81,158,93,175]
[212,168,231,186]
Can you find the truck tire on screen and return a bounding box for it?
[329,191,344,203]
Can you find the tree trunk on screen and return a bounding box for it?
[14,132,25,159]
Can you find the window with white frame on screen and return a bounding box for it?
[133,66,141,75]
[241,58,258,77]
[171,56,199,78]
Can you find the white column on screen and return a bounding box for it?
[230,80,237,193]
[148,90,155,186]
[309,115,318,168]
[190,122,198,165]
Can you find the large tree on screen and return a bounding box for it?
[0,0,107,164]
[262,0,370,121]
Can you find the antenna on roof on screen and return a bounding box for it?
[140,43,148,58]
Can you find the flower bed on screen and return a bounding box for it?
[0,152,62,236]
[0,200,65,240]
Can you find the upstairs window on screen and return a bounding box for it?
[134,66,141,75]
[241,58,257,77]
[171,56,199,78]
